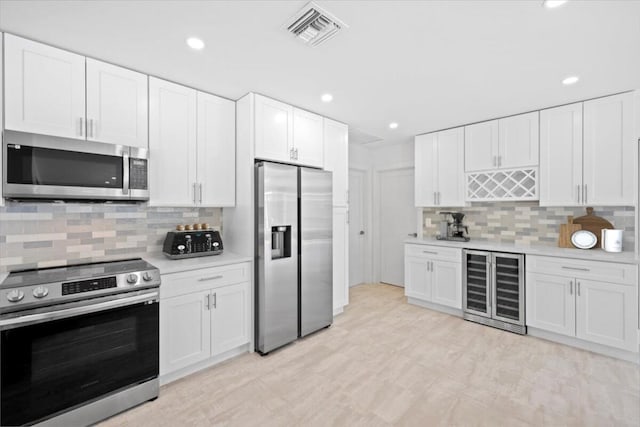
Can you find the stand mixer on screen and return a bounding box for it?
[436,211,470,242]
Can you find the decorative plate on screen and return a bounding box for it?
[571,230,597,249]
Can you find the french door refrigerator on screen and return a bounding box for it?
[463,250,526,334]
[255,161,333,354]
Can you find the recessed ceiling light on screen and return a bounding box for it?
[543,0,568,9]
[186,37,205,50]
[389,122,399,129]
[321,93,333,103]
[562,75,579,86]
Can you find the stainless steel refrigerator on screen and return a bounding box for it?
[255,161,333,354]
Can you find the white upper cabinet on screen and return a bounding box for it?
[498,112,539,169]
[149,77,197,206]
[1,33,4,206]
[539,103,583,206]
[4,34,86,139]
[464,113,539,172]
[464,120,498,172]
[253,94,324,167]
[197,92,236,207]
[323,118,349,207]
[293,108,324,167]
[414,128,464,207]
[582,92,634,206]
[254,94,293,163]
[540,93,634,207]
[86,58,148,148]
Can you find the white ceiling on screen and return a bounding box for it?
[1,0,639,146]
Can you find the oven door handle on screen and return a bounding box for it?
[0,291,159,330]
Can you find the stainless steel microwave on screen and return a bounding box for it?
[2,130,149,201]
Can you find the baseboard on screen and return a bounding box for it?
[160,344,250,386]
[528,327,640,364]
[407,297,463,317]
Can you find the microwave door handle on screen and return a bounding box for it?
[122,149,130,195]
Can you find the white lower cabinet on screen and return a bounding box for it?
[404,244,462,309]
[159,263,251,378]
[526,256,638,352]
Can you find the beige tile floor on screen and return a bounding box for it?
[101,283,640,426]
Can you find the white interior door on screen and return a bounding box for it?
[379,168,415,287]
[349,169,366,287]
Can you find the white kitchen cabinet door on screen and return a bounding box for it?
[576,279,637,351]
[464,120,498,172]
[1,33,4,206]
[160,290,212,376]
[583,92,635,206]
[254,94,293,163]
[539,103,583,206]
[211,282,250,356]
[293,108,324,168]
[432,260,462,309]
[436,127,465,207]
[332,207,349,312]
[149,77,197,206]
[414,133,437,207]
[4,34,86,139]
[498,112,539,169]
[404,256,431,300]
[525,273,575,337]
[324,118,349,207]
[197,92,236,207]
[86,58,148,148]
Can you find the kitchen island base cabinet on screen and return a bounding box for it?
[159,263,251,383]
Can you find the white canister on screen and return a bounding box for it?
[601,229,623,252]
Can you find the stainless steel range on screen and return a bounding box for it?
[0,258,160,426]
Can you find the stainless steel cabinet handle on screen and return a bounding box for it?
[561,266,589,272]
[88,119,94,138]
[577,185,581,204]
[198,275,223,282]
[407,233,417,237]
[199,183,203,204]
[422,250,438,255]
[433,192,436,205]
[569,280,573,295]
[213,292,217,308]
[79,118,84,137]
[493,156,496,167]
[498,156,502,167]
[577,281,581,296]
[437,192,440,205]
[584,184,587,204]
[295,148,299,160]
[193,183,197,204]
[205,294,210,310]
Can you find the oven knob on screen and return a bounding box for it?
[126,274,138,284]
[142,272,153,282]
[32,286,49,299]
[7,290,25,303]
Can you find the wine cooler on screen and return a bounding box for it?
[463,250,525,334]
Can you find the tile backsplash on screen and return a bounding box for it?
[0,202,222,273]
[423,202,635,249]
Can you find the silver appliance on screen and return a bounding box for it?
[436,211,470,242]
[0,258,160,426]
[3,130,149,201]
[255,161,332,354]
[463,250,526,334]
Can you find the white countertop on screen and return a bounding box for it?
[405,237,638,264]
[144,252,253,275]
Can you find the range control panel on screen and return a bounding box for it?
[62,276,118,295]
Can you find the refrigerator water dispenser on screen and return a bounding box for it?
[271,226,291,259]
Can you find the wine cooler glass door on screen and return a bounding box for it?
[491,253,524,325]
[463,250,491,317]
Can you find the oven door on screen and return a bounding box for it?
[0,291,159,426]
[2,130,131,200]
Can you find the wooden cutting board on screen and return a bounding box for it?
[572,207,613,249]
[558,216,581,248]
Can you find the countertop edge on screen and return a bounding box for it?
[404,238,639,264]
[144,252,253,275]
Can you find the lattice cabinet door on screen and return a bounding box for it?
[466,168,538,202]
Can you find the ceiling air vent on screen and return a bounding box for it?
[285,2,348,47]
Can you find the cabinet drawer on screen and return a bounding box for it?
[405,244,462,262]
[526,255,636,286]
[161,263,250,299]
